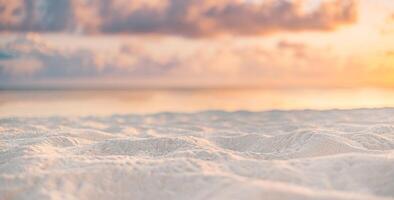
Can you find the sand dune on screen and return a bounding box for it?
[1,109,394,200]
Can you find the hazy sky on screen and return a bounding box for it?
[0,0,393,89]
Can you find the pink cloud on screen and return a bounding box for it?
[3,33,393,89]
[0,0,357,37]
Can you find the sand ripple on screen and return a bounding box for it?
[0,109,394,200]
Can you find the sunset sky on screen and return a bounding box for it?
[0,0,393,89]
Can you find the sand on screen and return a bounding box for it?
[0,108,393,200]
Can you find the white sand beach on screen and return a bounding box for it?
[1,108,393,200]
[1,0,394,199]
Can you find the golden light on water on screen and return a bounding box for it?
[1,88,394,117]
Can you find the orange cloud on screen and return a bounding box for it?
[0,34,380,89]
[3,29,393,90]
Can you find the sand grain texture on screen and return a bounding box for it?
[1,109,394,200]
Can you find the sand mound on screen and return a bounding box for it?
[1,108,394,200]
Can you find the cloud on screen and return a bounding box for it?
[0,34,348,88]
[0,0,73,32]
[3,33,393,89]
[0,58,42,76]
[0,34,92,79]
[0,34,180,83]
[277,40,308,58]
[0,0,358,37]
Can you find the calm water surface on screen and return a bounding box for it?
[1,88,394,117]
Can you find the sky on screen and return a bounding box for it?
[0,0,393,89]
